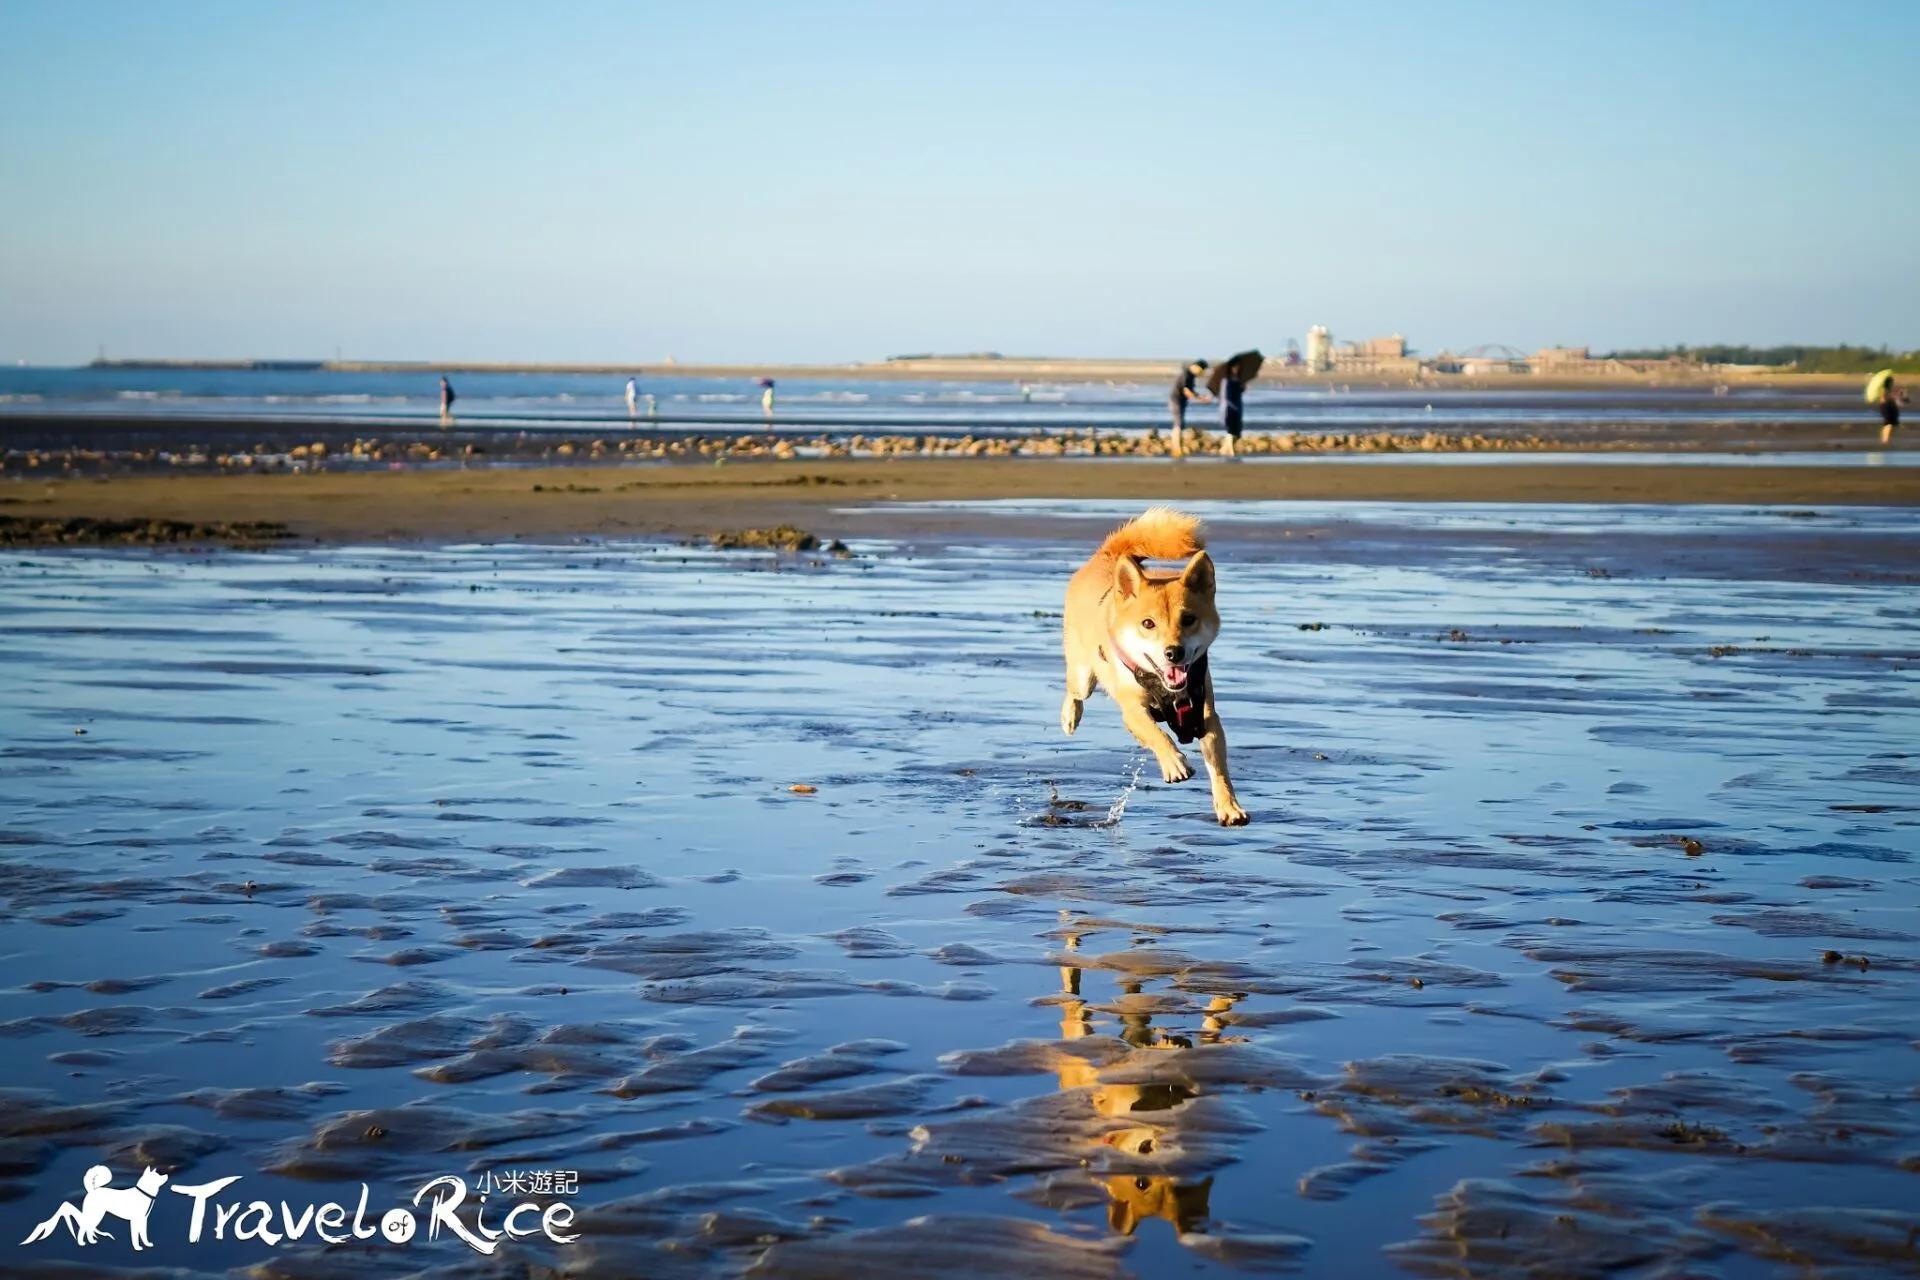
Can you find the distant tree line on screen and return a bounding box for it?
[1599,344,1920,373]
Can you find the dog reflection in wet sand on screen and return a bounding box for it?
[1055,928,1238,1237]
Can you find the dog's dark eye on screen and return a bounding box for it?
[1179,612,1196,627]
[1139,619,1155,631]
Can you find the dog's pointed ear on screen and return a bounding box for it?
[1113,555,1145,598]
[1108,1197,1139,1236]
[1180,550,1214,593]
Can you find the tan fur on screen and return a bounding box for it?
[1093,504,1205,562]
[1061,507,1247,825]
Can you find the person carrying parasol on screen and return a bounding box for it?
[1867,369,1905,445]
[1205,350,1263,458]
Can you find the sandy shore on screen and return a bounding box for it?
[7,457,1920,546]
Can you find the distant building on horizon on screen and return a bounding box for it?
[1291,328,1419,376]
[1329,332,1418,376]
[1305,326,1332,372]
[1275,333,1749,380]
[1346,334,1407,360]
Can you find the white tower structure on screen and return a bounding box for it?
[1305,326,1332,373]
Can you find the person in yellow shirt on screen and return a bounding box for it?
[1878,374,1905,445]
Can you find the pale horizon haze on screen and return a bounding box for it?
[2,1,1915,366]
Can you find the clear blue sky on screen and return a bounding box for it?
[2,1,1914,365]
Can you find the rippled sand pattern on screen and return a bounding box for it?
[2,502,1917,1277]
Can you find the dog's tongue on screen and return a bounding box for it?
[1165,662,1189,689]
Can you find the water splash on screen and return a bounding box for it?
[1025,760,1146,829]
[1101,756,1147,827]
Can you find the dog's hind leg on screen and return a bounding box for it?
[1060,663,1097,736]
[1199,712,1248,825]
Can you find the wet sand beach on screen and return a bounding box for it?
[7,456,1920,548]
[2,497,1918,1277]
[2,363,1917,1279]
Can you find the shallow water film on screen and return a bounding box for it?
[2,502,1918,1278]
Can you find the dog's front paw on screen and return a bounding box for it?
[1061,696,1083,736]
[1158,753,1193,783]
[1214,794,1250,826]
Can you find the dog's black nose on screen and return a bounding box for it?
[1164,644,1186,663]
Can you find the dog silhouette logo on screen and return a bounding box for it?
[21,1165,169,1250]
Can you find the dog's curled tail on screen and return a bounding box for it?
[83,1165,112,1192]
[1098,506,1205,562]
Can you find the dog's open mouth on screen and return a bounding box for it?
[1161,662,1190,691]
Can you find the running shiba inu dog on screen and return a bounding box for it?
[1061,507,1248,825]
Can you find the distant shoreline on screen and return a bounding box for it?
[76,356,1878,391]
[3,411,1905,474]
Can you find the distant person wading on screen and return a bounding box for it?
[1217,374,1244,458]
[438,376,456,424]
[1167,361,1211,458]
[1205,350,1262,459]
[1871,370,1906,445]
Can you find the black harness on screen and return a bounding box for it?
[1136,652,1210,744]
[1101,643,1211,744]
